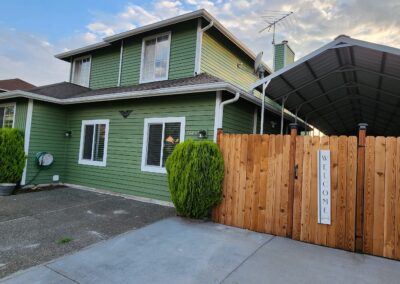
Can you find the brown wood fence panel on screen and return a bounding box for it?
[213,134,291,237]
[294,136,357,251]
[213,132,400,260]
[363,136,400,259]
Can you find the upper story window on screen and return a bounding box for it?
[79,119,109,167]
[0,103,16,128]
[72,56,91,87]
[140,32,171,83]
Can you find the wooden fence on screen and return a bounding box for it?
[213,130,400,260]
[363,137,400,259]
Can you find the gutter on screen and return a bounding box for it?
[217,92,240,129]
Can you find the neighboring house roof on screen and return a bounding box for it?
[55,9,272,74]
[0,78,35,92]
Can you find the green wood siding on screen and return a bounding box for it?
[26,101,67,185]
[118,20,198,86]
[89,45,121,89]
[63,93,215,201]
[201,28,259,91]
[223,98,255,134]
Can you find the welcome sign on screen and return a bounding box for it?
[317,150,331,225]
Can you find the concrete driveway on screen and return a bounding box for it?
[2,217,400,284]
[0,187,175,278]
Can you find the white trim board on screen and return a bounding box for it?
[21,99,33,186]
[141,116,185,174]
[213,91,222,141]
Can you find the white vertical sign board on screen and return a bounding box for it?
[318,150,331,224]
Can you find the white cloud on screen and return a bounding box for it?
[0,28,69,86]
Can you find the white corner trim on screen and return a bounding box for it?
[117,40,124,86]
[21,99,33,186]
[63,183,174,207]
[139,31,171,84]
[194,18,202,75]
[253,106,258,134]
[213,91,222,141]
[78,119,110,167]
[141,116,185,174]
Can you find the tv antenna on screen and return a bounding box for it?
[259,10,294,45]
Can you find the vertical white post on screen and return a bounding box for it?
[253,106,258,134]
[117,40,124,86]
[213,91,222,142]
[21,99,33,186]
[260,80,270,134]
[280,96,286,135]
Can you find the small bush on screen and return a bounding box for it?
[0,128,26,183]
[166,139,224,219]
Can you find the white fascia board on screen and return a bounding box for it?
[0,83,244,105]
[55,42,111,60]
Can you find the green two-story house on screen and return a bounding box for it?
[0,9,300,202]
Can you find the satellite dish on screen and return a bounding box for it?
[254,52,263,74]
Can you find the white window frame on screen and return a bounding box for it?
[78,119,110,167]
[141,117,185,174]
[139,31,171,84]
[0,102,16,128]
[71,55,92,87]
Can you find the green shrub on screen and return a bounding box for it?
[166,139,224,219]
[0,128,26,183]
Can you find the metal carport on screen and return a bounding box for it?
[251,35,400,136]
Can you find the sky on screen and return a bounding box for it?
[1,0,399,86]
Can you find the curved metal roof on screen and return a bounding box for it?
[251,35,400,136]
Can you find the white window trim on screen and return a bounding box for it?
[0,102,16,128]
[71,55,92,87]
[78,119,109,167]
[141,117,185,174]
[139,31,171,84]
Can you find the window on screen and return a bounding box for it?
[79,119,109,167]
[141,117,185,173]
[0,103,16,128]
[72,56,91,87]
[140,32,171,83]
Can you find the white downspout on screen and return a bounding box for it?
[117,40,124,86]
[194,19,214,75]
[260,80,271,134]
[218,92,240,129]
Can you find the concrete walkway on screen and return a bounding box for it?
[2,217,400,284]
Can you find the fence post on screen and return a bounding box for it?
[287,123,298,237]
[355,123,368,252]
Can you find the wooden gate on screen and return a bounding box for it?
[213,130,400,260]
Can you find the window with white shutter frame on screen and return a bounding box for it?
[0,103,16,128]
[141,117,185,173]
[79,119,109,166]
